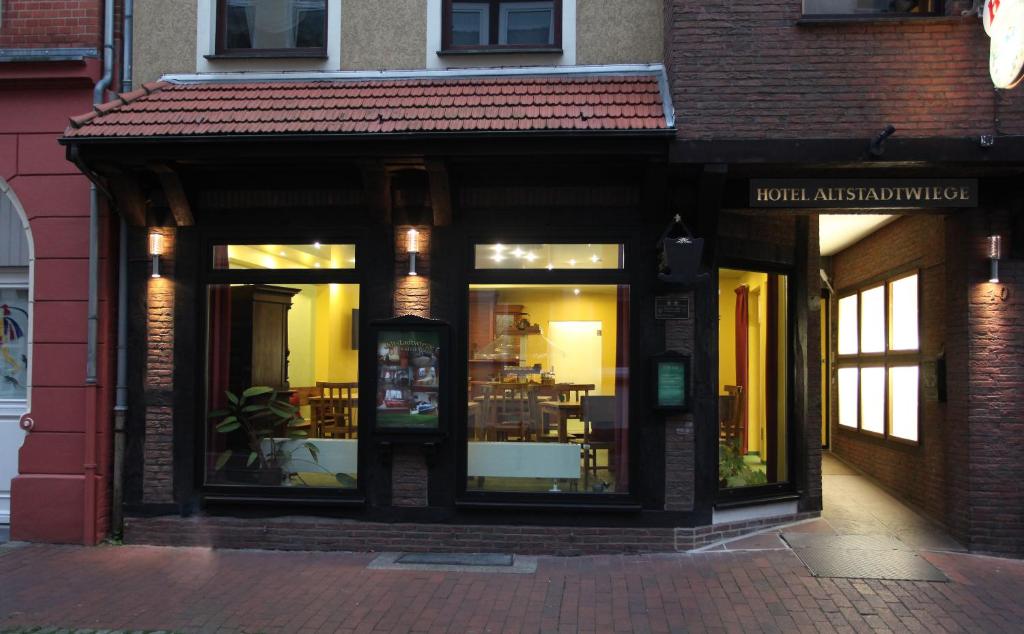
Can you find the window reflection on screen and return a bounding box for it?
[467,284,629,494]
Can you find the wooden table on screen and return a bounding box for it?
[539,401,583,443]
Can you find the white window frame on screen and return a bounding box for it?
[451,2,490,47]
[497,1,555,46]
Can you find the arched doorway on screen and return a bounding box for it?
[0,179,32,528]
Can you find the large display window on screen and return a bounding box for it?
[204,242,361,490]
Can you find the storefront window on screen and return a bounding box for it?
[718,269,789,490]
[213,243,355,270]
[466,284,630,494]
[803,0,940,16]
[205,282,359,488]
[0,288,29,400]
[836,271,920,442]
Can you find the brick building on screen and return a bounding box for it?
[7,0,1019,557]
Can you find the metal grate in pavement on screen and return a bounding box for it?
[396,552,513,566]
[368,552,537,574]
[789,547,947,581]
[781,533,909,551]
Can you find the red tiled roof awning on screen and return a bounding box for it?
[64,71,674,141]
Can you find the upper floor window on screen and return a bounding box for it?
[217,0,327,56]
[443,0,562,52]
[803,0,942,16]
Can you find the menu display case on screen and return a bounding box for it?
[368,316,449,437]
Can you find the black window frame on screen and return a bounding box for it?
[441,0,563,54]
[196,231,368,505]
[800,0,945,20]
[456,232,642,509]
[213,0,329,59]
[835,268,922,446]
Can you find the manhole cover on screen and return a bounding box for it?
[782,533,908,551]
[791,548,947,581]
[396,552,513,567]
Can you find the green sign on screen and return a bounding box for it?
[656,360,687,409]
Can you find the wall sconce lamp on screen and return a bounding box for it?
[407,228,420,276]
[988,235,1002,283]
[149,232,164,278]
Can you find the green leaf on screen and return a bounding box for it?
[243,386,274,398]
[208,409,230,419]
[289,430,308,437]
[246,451,258,467]
[287,417,306,427]
[241,404,265,413]
[215,417,240,433]
[215,450,233,470]
[225,391,238,405]
[303,442,320,463]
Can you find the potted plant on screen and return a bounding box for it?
[208,386,318,486]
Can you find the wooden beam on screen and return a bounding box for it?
[425,158,452,226]
[107,176,147,227]
[150,163,194,226]
[359,160,392,224]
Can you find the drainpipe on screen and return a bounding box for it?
[111,0,134,541]
[84,0,115,546]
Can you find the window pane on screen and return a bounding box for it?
[0,288,29,400]
[717,270,788,489]
[889,274,918,351]
[838,367,858,428]
[803,0,931,14]
[837,294,858,356]
[452,3,488,46]
[860,286,885,353]
[860,366,885,434]
[889,366,919,441]
[467,284,629,494]
[475,243,624,270]
[224,0,325,50]
[214,244,355,270]
[205,283,359,488]
[499,2,554,45]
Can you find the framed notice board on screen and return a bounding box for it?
[652,351,690,412]
[368,316,449,438]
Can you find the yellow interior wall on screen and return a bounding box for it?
[284,283,358,390]
[776,275,789,480]
[718,284,737,393]
[286,284,316,388]
[488,287,620,395]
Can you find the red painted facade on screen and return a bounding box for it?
[2,3,120,544]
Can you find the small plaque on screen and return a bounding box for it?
[655,296,690,320]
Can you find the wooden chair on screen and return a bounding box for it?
[486,383,539,442]
[719,385,745,450]
[580,395,619,488]
[314,382,358,439]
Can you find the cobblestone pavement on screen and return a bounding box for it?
[1,540,1023,633]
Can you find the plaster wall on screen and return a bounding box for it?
[341,0,424,70]
[576,0,662,65]
[132,0,198,86]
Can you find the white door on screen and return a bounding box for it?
[547,321,603,394]
[1,187,31,525]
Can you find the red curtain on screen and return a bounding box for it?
[207,247,233,474]
[614,285,630,491]
[734,285,749,455]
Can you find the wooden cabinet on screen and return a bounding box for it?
[229,285,300,392]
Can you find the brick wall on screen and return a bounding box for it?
[664,291,695,511]
[0,0,102,49]
[965,211,1024,556]
[143,227,174,504]
[666,1,1022,140]
[830,215,948,527]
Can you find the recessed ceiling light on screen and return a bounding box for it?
[313,242,321,249]
[573,288,581,296]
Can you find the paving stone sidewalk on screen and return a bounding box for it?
[1,540,1022,633]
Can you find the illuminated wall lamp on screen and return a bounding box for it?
[988,235,1002,283]
[407,228,420,276]
[149,232,165,278]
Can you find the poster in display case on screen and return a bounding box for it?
[369,316,449,436]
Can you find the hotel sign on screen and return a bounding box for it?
[750,179,978,209]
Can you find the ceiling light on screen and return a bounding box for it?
[511,247,525,258]
[313,242,321,249]
[573,288,581,296]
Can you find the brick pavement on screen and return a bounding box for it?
[1,542,1022,633]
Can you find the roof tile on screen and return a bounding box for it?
[64,74,670,139]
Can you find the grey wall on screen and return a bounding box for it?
[132,0,197,85]
[577,0,663,65]
[341,0,425,70]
